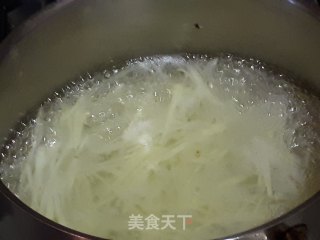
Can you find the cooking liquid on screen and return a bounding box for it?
[1,55,320,240]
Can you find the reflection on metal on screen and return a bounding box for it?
[225,232,268,240]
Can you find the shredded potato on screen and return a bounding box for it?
[2,56,319,240]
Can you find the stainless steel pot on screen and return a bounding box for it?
[0,0,320,239]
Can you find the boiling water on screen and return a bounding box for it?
[1,55,320,240]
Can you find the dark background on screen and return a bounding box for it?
[0,0,319,42]
[0,0,56,41]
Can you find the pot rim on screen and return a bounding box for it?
[0,0,320,239]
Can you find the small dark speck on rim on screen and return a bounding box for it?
[194,23,203,29]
